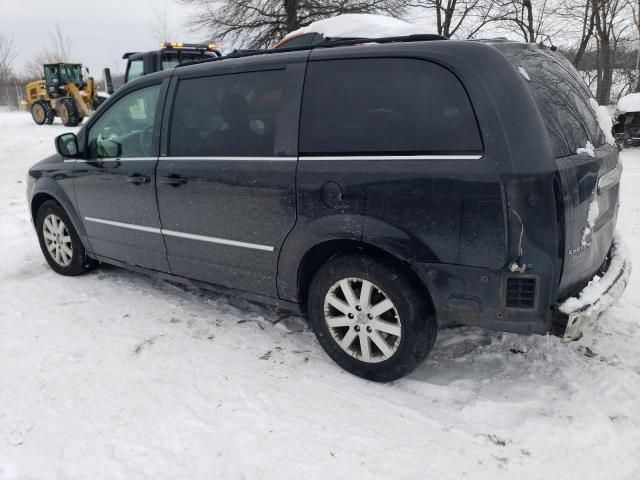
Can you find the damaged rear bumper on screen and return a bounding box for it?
[556,233,631,342]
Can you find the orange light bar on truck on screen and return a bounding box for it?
[160,42,219,51]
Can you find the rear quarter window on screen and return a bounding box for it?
[504,48,604,158]
[299,58,482,156]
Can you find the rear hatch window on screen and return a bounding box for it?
[497,44,619,298]
[500,46,604,158]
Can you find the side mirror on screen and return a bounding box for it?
[55,133,79,158]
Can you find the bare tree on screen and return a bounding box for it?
[592,0,633,103]
[632,0,640,91]
[0,34,18,108]
[180,0,410,48]
[481,0,558,43]
[455,0,560,43]
[25,24,74,79]
[409,0,494,38]
[555,0,596,68]
[150,2,176,43]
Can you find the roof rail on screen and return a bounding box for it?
[176,33,448,69]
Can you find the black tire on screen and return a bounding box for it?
[59,97,81,127]
[307,254,437,382]
[31,100,54,125]
[43,101,55,124]
[35,200,95,276]
[91,96,107,110]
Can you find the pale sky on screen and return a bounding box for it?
[0,0,205,77]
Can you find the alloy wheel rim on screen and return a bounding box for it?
[43,214,73,267]
[323,277,402,363]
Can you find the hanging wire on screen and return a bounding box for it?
[509,208,525,258]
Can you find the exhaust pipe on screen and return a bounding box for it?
[103,68,114,95]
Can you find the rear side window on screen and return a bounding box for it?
[170,70,285,156]
[299,58,482,156]
[506,49,604,157]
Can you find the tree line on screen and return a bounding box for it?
[1,0,639,109]
[180,0,640,103]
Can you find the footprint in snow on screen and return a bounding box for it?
[132,335,164,356]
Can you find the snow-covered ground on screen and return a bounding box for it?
[1,111,639,479]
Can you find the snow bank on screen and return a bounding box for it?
[559,231,631,314]
[617,92,640,114]
[285,14,430,42]
[2,112,640,479]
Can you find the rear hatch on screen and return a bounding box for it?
[499,45,621,299]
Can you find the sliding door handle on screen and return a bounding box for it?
[126,174,151,185]
[159,174,188,187]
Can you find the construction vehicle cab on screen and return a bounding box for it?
[26,62,105,127]
[43,63,83,94]
[123,42,221,84]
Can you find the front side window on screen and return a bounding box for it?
[87,84,160,159]
[299,58,483,156]
[170,70,285,157]
[126,59,144,82]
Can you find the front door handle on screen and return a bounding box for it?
[159,174,188,187]
[126,174,151,185]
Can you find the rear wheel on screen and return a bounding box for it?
[307,254,437,382]
[31,100,54,125]
[35,200,95,275]
[59,98,81,127]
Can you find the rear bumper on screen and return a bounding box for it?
[557,232,631,341]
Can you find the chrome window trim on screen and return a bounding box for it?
[67,155,482,163]
[300,154,483,161]
[64,158,157,163]
[159,156,297,161]
[162,229,274,252]
[84,217,161,234]
[83,217,274,252]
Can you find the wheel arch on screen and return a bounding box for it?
[30,182,94,256]
[289,238,435,316]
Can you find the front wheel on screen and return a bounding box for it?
[307,254,437,382]
[31,100,54,125]
[59,98,81,127]
[35,200,95,275]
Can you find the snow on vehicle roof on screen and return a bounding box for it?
[283,14,432,42]
[617,92,640,114]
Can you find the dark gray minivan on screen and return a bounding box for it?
[28,36,630,381]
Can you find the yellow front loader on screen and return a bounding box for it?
[25,63,106,126]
